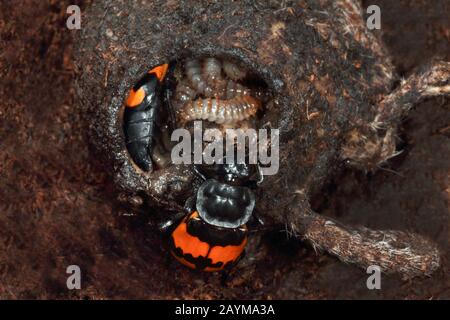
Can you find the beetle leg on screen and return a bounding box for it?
[246,212,264,232]
[255,163,264,186]
[183,195,196,214]
[158,211,186,234]
[193,165,208,181]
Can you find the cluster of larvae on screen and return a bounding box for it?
[172,57,268,127]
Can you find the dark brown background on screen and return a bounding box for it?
[0,0,448,299]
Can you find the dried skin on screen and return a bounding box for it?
[302,211,440,277]
[376,61,450,125]
[340,127,398,171]
[283,193,440,277]
[342,61,450,170]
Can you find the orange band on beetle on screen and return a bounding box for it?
[125,87,146,108]
[208,239,247,266]
[170,211,247,272]
[171,213,210,261]
[148,64,169,82]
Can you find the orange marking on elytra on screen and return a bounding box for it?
[149,64,169,82]
[126,87,145,108]
[208,239,247,266]
[171,213,210,261]
[171,211,247,272]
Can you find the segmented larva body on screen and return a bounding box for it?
[222,60,247,81]
[181,78,267,102]
[220,80,251,99]
[183,62,258,98]
[175,80,197,101]
[184,58,255,99]
[203,57,222,80]
[174,57,269,126]
[179,95,261,125]
[185,58,222,98]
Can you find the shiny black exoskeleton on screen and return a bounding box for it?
[193,160,261,228]
[160,157,262,272]
[123,64,171,172]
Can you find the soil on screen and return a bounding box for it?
[0,0,448,299]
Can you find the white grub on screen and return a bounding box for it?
[185,59,206,93]
[181,95,261,125]
[225,80,250,99]
[185,58,222,98]
[223,60,247,81]
[203,57,222,80]
[175,57,268,126]
[185,58,247,99]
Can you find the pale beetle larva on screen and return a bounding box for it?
[175,57,268,126]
